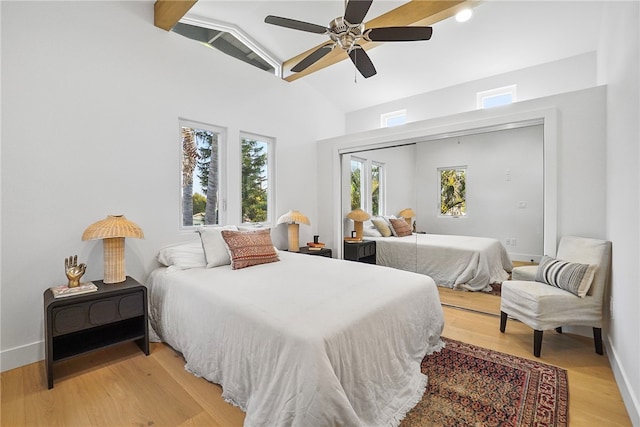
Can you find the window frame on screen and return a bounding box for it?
[371,161,385,216]
[477,85,516,109]
[240,131,276,225]
[380,109,407,128]
[179,118,227,230]
[350,157,366,211]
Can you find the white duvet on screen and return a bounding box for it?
[371,234,513,292]
[149,251,444,427]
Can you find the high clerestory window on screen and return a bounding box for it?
[172,18,281,77]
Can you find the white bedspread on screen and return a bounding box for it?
[371,234,512,292]
[149,251,444,427]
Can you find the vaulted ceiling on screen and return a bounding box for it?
[155,1,605,113]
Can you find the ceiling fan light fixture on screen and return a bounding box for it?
[455,9,473,23]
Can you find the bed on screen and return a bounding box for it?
[368,233,513,292]
[149,249,444,427]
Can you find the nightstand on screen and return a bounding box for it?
[343,240,376,264]
[297,246,333,258]
[43,276,149,389]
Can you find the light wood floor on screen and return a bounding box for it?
[1,304,631,426]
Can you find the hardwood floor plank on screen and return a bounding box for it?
[1,306,631,426]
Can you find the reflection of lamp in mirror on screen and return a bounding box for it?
[398,208,416,227]
[82,215,144,284]
[277,210,310,252]
[347,208,371,240]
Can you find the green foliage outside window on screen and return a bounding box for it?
[181,126,219,226]
[242,139,268,223]
[350,161,362,211]
[440,168,466,216]
[371,164,380,216]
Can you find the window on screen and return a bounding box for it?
[350,157,385,215]
[380,109,407,128]
[180,119,225,228]
[350,158,365,211]
[371,162,384,216]
[439,167,467,216]
[477,85,516,109]
[173,18,281,77]
[241,133,274,224]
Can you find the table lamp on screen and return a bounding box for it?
[347,208,371,240]
[398,208,416,227]
[277,210,310,252]
[82,215,144,284]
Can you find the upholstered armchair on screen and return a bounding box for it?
[500,236,612,357]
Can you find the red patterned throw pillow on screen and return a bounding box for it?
[221,229,279,270]
[389,218,412,237]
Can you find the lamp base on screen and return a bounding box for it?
[103,237,126,284]
[287,223,300,252]
[354,221,364,240]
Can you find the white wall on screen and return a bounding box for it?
[599,2,640,424]
[346,52,597,134]
[0,1,344,371]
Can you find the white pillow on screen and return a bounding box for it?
[363,226,382,237]
[157,240,206,269]
[199,225,238,268]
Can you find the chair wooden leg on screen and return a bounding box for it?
[593,327,604,355]
[555,327,563,333]
[500,311,507,332]
[533,330,543,357]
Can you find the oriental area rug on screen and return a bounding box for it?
[401,338,568,427]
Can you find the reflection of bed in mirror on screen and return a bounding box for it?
[368,234,513,292]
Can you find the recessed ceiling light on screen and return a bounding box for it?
[455,9,473,23]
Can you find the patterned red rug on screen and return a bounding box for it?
[401,338,568,427]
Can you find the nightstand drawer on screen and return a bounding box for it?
[344,240,376,264]
[51,290,144,336]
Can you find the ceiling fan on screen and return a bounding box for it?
[265,0,433,78]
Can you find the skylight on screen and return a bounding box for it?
[173,17,281,77]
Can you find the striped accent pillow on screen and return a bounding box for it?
[534,255,596,297]
[221,229,279,270]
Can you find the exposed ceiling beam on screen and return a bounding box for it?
[282,0,479,82]
[154,0,198,31]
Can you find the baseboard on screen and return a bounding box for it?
[606,339,640,425]
[1,340,44,373]
[508,252,541,263]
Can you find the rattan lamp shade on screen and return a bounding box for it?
[398,208,416,226]
[347,208,371,240]
[82,215,144,284]
[277,210,310,252]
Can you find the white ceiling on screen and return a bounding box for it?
[186,1,604,112]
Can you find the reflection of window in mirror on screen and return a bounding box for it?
[241,133,274,224]
[351,157,386,215]
[371,162,384,216]
[350,157,365,210]
[180,119,225,228]
[439,167,467,217]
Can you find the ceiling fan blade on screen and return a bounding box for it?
[348,46,377,78]
[264,15,328,34]
[365,26,433,42]
[344,0,373,25]
[291,44,334,72]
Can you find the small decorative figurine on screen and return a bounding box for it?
[413,222,417,233]
[65,255,87,288]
